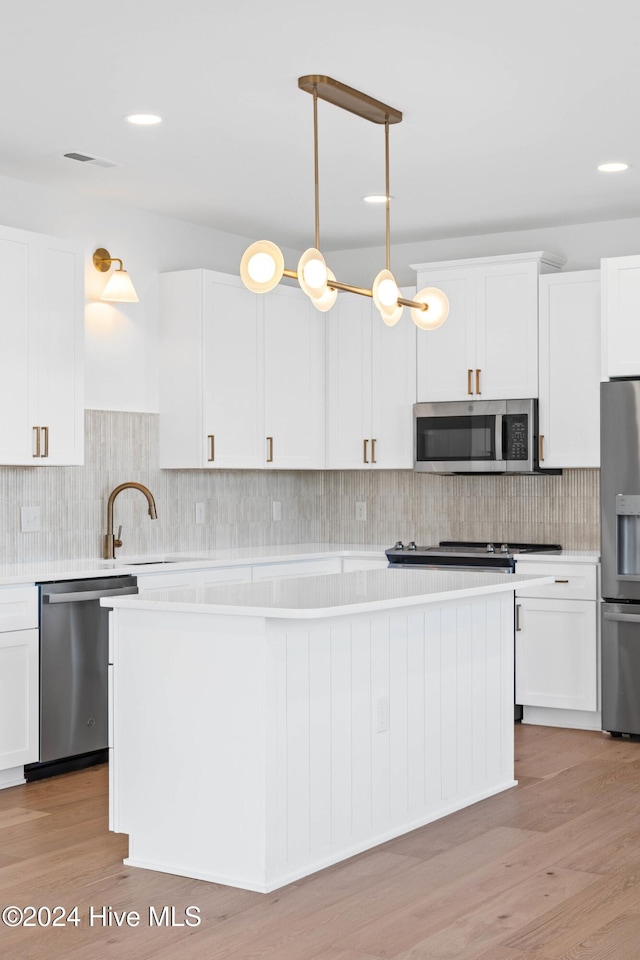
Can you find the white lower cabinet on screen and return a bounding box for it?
[515,559,599,730]
[0,585,39,784]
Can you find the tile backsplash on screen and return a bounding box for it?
[0,411,599,563]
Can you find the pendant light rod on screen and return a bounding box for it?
[385,119,391,272]
[313,85,320,251]
[282,268,427,310]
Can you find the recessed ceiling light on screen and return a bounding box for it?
[363,195,394,203]
[124,114,163,126]
[597,162,629,173]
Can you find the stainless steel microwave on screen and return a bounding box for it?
[413,398,554,474]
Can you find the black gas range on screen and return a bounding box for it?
[385,540,563,573]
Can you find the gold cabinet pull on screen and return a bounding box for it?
[515,603,521,631]
[539,434,544,462]
[371,438,377,464]
[42,426,49,458]
[554,579,569,584]
[267,436,274,463]
[363,438,369,464]
[475,369,481,395]
[33,426,40,458]
[207,434,215,462]
[467,369,473,395]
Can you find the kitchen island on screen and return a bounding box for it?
[104,566,552,893]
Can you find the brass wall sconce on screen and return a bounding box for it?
[93,248,139,303]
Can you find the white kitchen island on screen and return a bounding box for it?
[104,567,551,893]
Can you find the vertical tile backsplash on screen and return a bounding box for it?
[0,410,599,563]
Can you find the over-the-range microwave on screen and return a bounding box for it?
[413,398,560,475]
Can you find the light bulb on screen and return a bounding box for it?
[372,269,402,323]
[248,252,276,283]
[240,240,284,293]
[378,278,399,307]
[297,248,328,297]
[411,287,450,330]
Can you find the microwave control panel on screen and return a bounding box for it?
[503,414,528,460]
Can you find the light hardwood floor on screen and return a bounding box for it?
[1,724,640,959]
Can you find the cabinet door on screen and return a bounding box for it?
[416,270,476,401]
[264,285,325,469]
[0,232,36,463]
[202,274,264,468]
[0,628,39,770]
[34,236,84,465]
[370,288,417,469]
[475,261,538,399]
[515,598,597,711]
[539,271,600,468]
[326,294,372,468]
[602,255,640,378]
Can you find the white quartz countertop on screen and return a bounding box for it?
[515,550,600,564]
[0,544,389,586]
[102,567,555,619]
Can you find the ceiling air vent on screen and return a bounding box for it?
[62,152,119,169]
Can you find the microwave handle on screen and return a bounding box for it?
[495,414,504,462]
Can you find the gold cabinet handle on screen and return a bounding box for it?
[207,434,215,462]
[539,435,544,462]
[467,369,473,395]
[475,369,481,395]
[267,436,274,463]
[371,438,377,464]
[515,603,521,631]
[363,438,369,464]
[554,579,569,584]
[33,426,40,458]
[41,426,49,458]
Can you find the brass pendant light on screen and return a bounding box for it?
[240,76,449,330]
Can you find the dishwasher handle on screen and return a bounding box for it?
[43,586,138,604]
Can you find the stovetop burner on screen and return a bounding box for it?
[385,540,562,571]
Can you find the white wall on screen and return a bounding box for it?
[0,172,301,413]
[329,216,640,288]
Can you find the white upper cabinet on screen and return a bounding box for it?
[263,285,325,470]
[0,225,83,466]
[539,271,601,468]
[601,255,640,379]
[414,252,565,402]
[159,270,325,470]
[326,289,416,469]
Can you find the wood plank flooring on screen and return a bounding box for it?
[1,724,640,959]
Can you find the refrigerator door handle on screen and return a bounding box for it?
[604,612,640,624]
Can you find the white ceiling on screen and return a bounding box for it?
[2,0,639,251]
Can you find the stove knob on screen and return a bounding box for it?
[393,541,404,550]
[407,541,417,551]
[486,543,495,553]
[500,543,510,554]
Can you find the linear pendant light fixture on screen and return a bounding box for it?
[240,75,449,330]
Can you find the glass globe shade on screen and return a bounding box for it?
[381,302,403,326]
[311,269,338,312]
[297,248,328,297]
[372,269,400,312]
[240,241,284,293]
[411,287,450,330]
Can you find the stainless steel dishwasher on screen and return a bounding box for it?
[25,575,138,780]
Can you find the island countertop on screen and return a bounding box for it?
[102,567,554,619]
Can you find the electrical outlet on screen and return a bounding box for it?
[272,500,282,522]
[195,502,206,524]
[21,506,41,533]
[356,500,367,522]
[375,697,389,733]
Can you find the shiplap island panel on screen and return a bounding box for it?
[105,568,552,893]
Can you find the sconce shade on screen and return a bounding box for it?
[101,269,139,303]
[411,287,450,330]
[240,240,285,293]
[311,269,338,312]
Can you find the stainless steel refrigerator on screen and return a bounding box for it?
[601,378,640,736]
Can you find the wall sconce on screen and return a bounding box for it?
[93,248,139,303]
